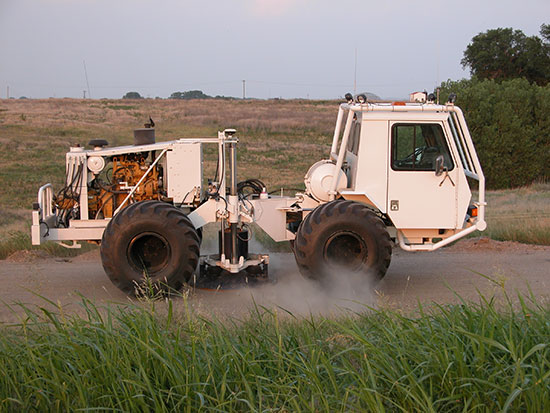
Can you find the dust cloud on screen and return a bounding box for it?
[189,252,379,318]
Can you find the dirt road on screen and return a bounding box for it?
[1,239,549,322]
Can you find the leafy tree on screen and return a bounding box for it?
[122,91,143,99]
[169,90,211,100]
[461,25,550,86]
[541,23,550,42]
[169,92,184,99]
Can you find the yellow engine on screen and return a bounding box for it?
[88,153,162,219]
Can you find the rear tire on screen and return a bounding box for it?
[100,200,200,295]
[293,200,392,283]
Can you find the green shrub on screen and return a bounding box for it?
[439,78,550,189]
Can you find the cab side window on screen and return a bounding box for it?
[391,123,454,171]
[346,113,361,155]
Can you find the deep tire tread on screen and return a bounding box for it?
[100,201,200,295]
[293,199,392,282]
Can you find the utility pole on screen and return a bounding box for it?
[242,80,246,100]
[83,60,91,99]
[6,86,9,99]
[83,90,87,99]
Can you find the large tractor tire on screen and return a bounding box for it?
[100,200,200,295]
[293,200,392,283]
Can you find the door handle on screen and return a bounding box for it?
[439,169,455,187]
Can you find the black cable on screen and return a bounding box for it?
[237,178,266,197]
[68,162,83,196]
[55,162,84,209]
[180,190,192,205]
[237,223,253,241]
[40,221,50,237]
[238,193,255,213]
[218,195,229,212]
[68,161,83,188]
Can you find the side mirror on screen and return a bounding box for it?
[434,155,445,176]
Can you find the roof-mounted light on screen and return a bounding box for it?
[344,93,354,104]
[356,94,367,104]
[447,93,457,104]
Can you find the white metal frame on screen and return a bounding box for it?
[32,139,217,246]
[31,131,296,274]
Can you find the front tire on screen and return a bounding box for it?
[293,200,392,283]
[100,200,200,294]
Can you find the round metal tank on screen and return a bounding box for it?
[304,160,348,202]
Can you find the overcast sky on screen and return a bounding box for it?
[0,0,548,100]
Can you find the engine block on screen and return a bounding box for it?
[87,153,162,219]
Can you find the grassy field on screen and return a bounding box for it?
[0,97,549,259]
[0,98,333,209]
[0,98,334,258]
[1,291,549,411]
[480,183,550,245]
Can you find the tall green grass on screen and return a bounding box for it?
[1,292,549,411]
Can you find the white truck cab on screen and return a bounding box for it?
[304,98,486,251]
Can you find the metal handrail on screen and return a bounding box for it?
[37,183,54,221]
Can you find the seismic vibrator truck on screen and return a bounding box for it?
[32,93,486,294]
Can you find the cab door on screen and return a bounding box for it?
[387,122,458,229]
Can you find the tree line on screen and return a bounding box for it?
[439,23,550,189]
[122,90,234,100]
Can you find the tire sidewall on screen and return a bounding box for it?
[106,217,187,284]
[294,200,391,281]
[308,214,381,275]
[100,201,199,292]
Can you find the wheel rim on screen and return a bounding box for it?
[128,232,171,274]
[323,231,367,271]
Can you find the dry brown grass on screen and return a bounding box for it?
[479,182,550,245]
[0,98,336,210]
[0,98,336,249]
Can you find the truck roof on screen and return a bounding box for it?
[342,101,456,114]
